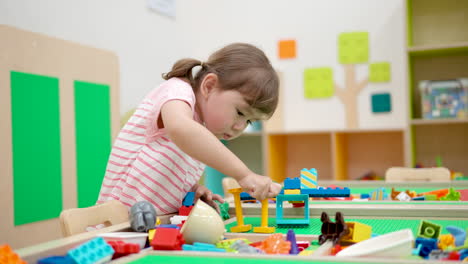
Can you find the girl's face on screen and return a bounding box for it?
[197,74,268,140]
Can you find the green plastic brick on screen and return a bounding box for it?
[417,220,441,239]
[304,67,334,99]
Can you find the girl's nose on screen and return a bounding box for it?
[232,121,246,132]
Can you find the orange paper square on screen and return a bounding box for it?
[278,40,296,59]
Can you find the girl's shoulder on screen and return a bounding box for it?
[146,78,194,101]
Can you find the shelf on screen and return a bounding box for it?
[408,42,468,56]
[411,118,468,125]
[412,123,468,175]
[409,0,468,47]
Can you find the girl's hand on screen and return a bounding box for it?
[237,173,282,201]
[192,184,224,213]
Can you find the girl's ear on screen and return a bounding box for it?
[200,73,219,98]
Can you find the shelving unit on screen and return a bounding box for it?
[407,0,468,174]
[225,1,467,185]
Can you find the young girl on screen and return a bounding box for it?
[97,43,282,214]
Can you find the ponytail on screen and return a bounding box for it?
[162,58,204,88]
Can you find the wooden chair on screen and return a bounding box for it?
[59,200,129,237]
[385,167,451,182]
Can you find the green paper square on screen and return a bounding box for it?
[304,67,334,99]
[338,32,369,64]
[11,71,63,225]
[75,81,111,208]
[369,62,391,82]
[371,93,392,113]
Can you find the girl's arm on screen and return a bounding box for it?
[161,100,280,200]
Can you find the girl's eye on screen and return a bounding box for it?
[237,110,244,116]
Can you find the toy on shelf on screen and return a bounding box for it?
[420,78,468,119]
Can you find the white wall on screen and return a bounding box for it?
[1,0,407,129]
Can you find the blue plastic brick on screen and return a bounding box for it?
[182,242,226,252]
[284,177,301,189]
[156,224,180,229]
[182,192,195,206]
[301,187,350,197]
[240,192,255,200]
[67,237,114,264]
[276,194,309,225]
[446,225,466,247]
[415,237,438,258]
[38,255,74,264]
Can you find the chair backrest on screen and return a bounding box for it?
[385,167,451,182]
[59,200,129,237]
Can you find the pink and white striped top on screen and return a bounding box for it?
[97,78,205,214]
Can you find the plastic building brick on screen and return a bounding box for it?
[216,238,251,252]
[182,192,195,206]
[341,221,372,243]
[182,242,226,252]
[296,241,310,252]
[286,229,299,254]
[440,188,461,201]
[300,168,318,189]
[369,187,387,200]
[284,189,301,195]
[67,237,114,264]
[240,192,255,201]
[318,212,349,245]
[428,249,449,260]
[230,240,262,254]
[256,233,291,254]
[417,220,441,239]
[218,201,230,221]
[415,237,438,258]
[228,188,252,232]
[396,192,412,201]
[151,227,185,250]
[0,244,27,264]
[446,225,466,247]
[438,234,455,250]
[253,199,275,233]
[38,255,74,264]
[284,177,301,189]
[130,201,157,232]
[170,215,188,225]
[419,188,449,199]
[301,187,350,197]
[276,194,309,225]
[178,205,193,216]
[107,241,140,259]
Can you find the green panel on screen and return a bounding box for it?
[130,255,391,264]
[371,93,392,113]
[338,32,369,64]
[225,217,467,236]
[11,71,62,225]
[75,81,111,208]
[303,67,334,99]
[369,62,391,82]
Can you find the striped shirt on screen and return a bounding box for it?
[97,78,205,214]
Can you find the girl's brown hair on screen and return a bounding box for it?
[162,43,279,117]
